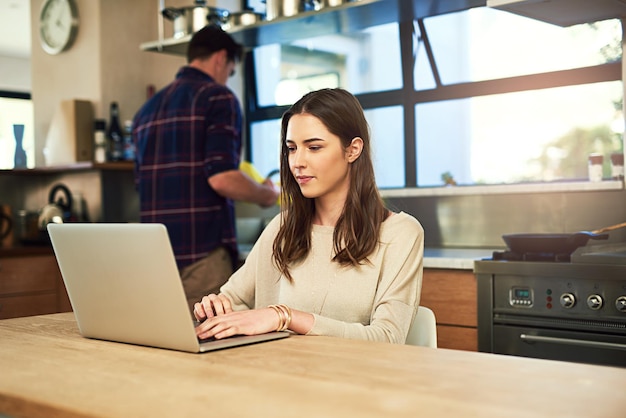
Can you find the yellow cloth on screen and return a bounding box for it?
[240,161,282,205]
[239,161,264,183]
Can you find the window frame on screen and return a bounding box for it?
[242,7,623,190]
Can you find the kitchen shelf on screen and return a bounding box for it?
[93,161,134,171]
[0,161,134,175]
[140,0,483,53]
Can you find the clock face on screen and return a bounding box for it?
[39,0,79,55]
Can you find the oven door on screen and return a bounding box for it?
[493,324,626,367]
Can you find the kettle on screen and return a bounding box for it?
[38,183,73,230]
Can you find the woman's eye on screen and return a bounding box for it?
[287,146,296,153]
[309,145,321,151]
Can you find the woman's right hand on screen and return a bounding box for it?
[193,293,233,321]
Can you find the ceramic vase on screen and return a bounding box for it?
[13,124,26,168]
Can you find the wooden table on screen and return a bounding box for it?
[1,313,625,418]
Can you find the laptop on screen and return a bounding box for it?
[47,223,289,353]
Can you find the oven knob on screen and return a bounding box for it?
[560,293,576,308]
[586,294,603,310]
[616,296,626,313]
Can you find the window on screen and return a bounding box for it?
[246,6,623,189]
[249,22,403,184]
[416,81,622,185]
[415,9,622,186]
[250,118,281,178]
[0,93,34,169]
[419,9,618,86]
[253,23,402,107]
[249,107,406,189]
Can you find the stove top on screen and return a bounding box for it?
[570,242,626,265]
[491,242,626,264]
[492,250,570,262]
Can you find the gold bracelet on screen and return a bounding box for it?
[277,304,292,331]
[268,305,285,332]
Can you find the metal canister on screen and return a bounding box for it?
[16,210,40,243]
[266,0,303,20]
[325,0,345,7]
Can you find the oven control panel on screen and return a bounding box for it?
[492,274,626,320]
[509,287,533,307]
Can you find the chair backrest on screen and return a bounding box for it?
[405,306,438,348]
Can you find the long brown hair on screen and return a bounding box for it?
[272,88,388,281]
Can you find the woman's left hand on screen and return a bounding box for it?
[195,308,281,340]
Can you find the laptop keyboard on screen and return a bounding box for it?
[193,320,216,343]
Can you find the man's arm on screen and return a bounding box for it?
[208,169,279,208]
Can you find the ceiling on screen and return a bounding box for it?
[0,0,31,58]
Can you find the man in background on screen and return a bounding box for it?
[133,25,279,312]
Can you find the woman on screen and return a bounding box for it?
[194,88,424,344]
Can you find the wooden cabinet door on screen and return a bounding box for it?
[0,254,71,319]
[421,269,477,351]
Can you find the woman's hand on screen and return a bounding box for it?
[193,293,233,321]
[195,308,280,340]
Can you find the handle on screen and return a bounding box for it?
[520,334,626,351]
[48,184,73,214]
[591,221,626,234]
[266,169,280,179]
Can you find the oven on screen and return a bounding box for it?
[475,244,626,368]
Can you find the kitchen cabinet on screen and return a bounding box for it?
[0,250,71,319]
[421,268,477,351]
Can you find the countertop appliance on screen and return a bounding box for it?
[475,243,626,367]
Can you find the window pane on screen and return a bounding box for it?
[249,107,405,189]
[254,23,402,107]
[416,81,623,186]
[366,106,405,189]
[250,119,281,177]
[0,97,34,169]
[419,8,621,86]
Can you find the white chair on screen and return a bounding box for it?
[405,306,438,348]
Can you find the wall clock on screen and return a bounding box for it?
[39,0,79,55]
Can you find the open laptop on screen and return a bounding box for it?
[47,223,289,353]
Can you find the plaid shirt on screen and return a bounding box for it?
[133,66,241,270]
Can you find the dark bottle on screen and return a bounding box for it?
[107,102,124,161]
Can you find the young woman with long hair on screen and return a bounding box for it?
[194,88,424,343]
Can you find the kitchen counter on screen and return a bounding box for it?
[1,313,625,418]
[239,246,497,270]
[2,244,492,271]
[423,248,497,269]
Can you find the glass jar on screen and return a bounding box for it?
[610,152,624,180]
[588,153,603,182]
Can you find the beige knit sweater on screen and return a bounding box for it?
[220,211,424,344]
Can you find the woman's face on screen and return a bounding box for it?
[286,113,354,202]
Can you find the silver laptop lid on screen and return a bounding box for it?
[47,223,201,352]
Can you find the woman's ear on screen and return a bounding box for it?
[347,137,364,163]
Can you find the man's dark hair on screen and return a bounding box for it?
[186,25,243,64]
